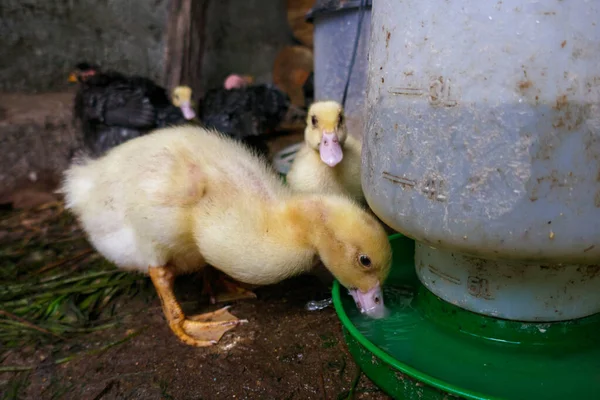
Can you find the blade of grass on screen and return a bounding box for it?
[2,281,138,308]
[3,270,123,294]
[33,248,93,275]
[0,328,145,373]
[0,319,63,339]
[0,366,33,373]
[0,310,64,339]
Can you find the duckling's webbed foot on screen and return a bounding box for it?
[185,306,248,341]
[149,265,245,347]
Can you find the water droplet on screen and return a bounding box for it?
[305,297,333,311]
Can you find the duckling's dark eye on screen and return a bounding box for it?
[311,115,318,127]
[358,254,372,268]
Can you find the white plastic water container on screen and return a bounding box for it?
[362,0,600,321]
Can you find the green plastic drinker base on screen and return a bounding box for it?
[332,234,600,400]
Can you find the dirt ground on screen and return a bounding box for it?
[0,133,391,400]
[2,276,390,400]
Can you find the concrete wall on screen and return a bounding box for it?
[0,0,169,93]
[0,0,296,93]
[0,0,299,203]
[201,0,296,90]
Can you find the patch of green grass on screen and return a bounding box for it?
[0,204,153,398]
[0,371,31,400]
[0,260,147,349]
[0,203,149,350]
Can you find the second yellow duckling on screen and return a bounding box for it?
[286,101,365,203]
[171,85,198,121]
[61,125,391,347]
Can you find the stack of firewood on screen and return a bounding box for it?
[273,0,315,109]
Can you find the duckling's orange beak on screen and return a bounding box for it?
[319,131,343,167]
[68,72,78,83]
[349,283,387,319]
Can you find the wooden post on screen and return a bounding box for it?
[163,0,210,97]
[273,45,314,107]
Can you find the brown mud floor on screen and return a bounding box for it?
[2,275,390,399]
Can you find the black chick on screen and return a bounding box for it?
[70,62,195,157]
[197,82,291,159]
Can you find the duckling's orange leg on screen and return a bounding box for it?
[200,266,218,304]
[213,274,258,303]
[148,265,247,347]
[201,266,257,305]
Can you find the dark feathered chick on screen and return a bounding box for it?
[197,80,290,158]
[70,63,196,157]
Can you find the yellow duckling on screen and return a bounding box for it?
[286,101,364,203]
[60,125,391,347]
[171,85,198,122]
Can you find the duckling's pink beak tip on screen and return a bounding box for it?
[179,101,196,120]
[349,283,387,319]
[319,132,343,167]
